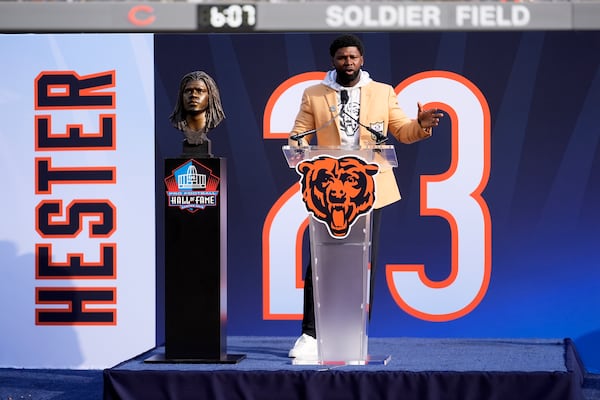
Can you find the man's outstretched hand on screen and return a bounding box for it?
[417,102,444,129]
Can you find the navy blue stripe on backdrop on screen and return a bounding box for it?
[153,32,600,373]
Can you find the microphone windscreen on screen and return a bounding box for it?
[340,90,349,105]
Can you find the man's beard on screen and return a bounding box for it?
[336,69,360,86]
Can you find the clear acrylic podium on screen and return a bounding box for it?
[282,145,397,365]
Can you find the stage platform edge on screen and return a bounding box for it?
[103,336,586,400]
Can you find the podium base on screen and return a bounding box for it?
[144,352,246,364]
[292,354,391,366]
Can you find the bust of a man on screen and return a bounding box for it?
[169,71,225,157]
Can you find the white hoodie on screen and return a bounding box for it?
[322,69,373,147]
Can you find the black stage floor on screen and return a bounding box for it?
[103,336,585,400]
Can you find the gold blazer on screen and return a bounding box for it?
[290,81,431,208]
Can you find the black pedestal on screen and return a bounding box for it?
[146,157,244,364]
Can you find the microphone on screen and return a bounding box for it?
[340,89,349,107]
[339,90,388,145]
[290,128,316,142]
[290,99,343,144]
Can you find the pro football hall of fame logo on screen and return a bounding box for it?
[164,159,220,213]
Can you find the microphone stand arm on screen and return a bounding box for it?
[290,129,316,145]
[288,109,340,145]
[340,108,389,145]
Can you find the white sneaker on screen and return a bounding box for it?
[288,333,318,359]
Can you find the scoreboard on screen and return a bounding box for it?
[1,1,599,32]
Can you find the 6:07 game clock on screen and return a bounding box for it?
[197,4,257,31]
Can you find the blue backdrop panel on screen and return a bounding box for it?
[153,32,600,372]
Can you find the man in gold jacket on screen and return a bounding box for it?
[288,34,443,360]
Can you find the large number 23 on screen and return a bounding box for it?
[262,71,491,322]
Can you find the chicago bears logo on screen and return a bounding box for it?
[297,155,379,239]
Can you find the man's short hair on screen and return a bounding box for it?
[329,34,364,57]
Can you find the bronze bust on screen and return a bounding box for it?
[169,71,225,157]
